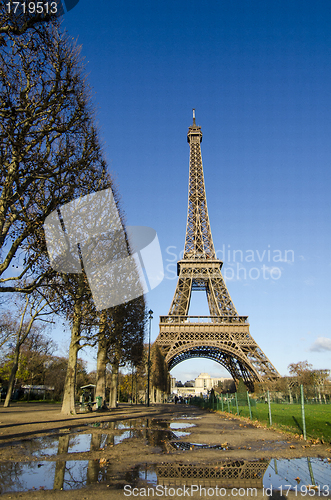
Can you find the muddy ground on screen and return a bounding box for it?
[0,403,330,499]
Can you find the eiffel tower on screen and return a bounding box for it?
[155,111,280,390]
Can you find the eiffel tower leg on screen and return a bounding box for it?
[206,282,219,318]
[169,278,192,316]
[213,350,257,392]
[210,277,238,316]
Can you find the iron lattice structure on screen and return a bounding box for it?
[156,460,270,488]
[155,112,280,390]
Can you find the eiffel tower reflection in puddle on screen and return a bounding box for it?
[1,456,330,494]
[0,417,330,495]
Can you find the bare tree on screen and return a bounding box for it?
[60,272,97,414]
[288,361,314,388]
[95,310,108,402]
[3,293,56,406]
[0,310,17,350]
[20,329,56,400]
[0,15,108,294]
[0,1,58,37]
[150,344,169,403]
[0,9,123,414]
[94,297,146,408]
[1,8,146,416]
[311,369,330,402]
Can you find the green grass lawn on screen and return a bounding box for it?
[226,402,331,443]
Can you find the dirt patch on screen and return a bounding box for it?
[0,402,330,499]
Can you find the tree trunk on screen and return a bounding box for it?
[107,422,115,445]
[150,385,155,404]
[61,338,79,414]
[4,345,20,407]
[96,337,107,402]
[87,459,99,485]
[4,297,30,408]
[109,362,118,408]
[53,435,69,490]
[27,382,32,403]
[61,303,82,414]
[131,369,134,404]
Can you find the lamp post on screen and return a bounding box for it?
[147,309,153,407]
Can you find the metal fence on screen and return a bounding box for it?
[188,386,331,442]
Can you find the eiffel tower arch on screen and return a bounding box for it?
[155,111,280,391]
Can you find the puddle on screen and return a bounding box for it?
[143,428,191,450]
[85,418,146,429]
[176,415,202,420]
[265,458,331,491]
[0,458,330,494]
[147,419,169,429]
[85,418,197,431]
[0,460,155,494]
[172,431,191,438]
[169,441,231,451]
[0,460,89,493]
[169,422,196,430]
[144,458,331,490]
[138,468,158,485]
[10,430,139,457]
[30,433,115,456]
[114,430,138,444]
[1,415,330,495]
[6,427,193,458]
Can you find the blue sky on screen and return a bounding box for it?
[57,0,331,382]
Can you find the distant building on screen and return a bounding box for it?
[170,376,176,393]
[21,385,54,397]
[184,380,195,387]
[171,373,231,397]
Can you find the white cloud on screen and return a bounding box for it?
[309,337,331,352]
[304,278,315,286]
